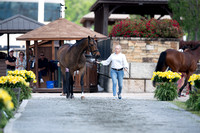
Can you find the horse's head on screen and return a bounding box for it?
[87,36,100,59]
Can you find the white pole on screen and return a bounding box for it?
[38,0,44,23]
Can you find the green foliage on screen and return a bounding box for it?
[65,0,96,25]
[186,90,200,111]
[154,82,178,101]
[169,0,200,41]
[20,87,32,101]
[171,101,200,116]
[0,108,13,129]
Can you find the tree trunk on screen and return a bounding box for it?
[194,28,199,41]
[187,30,191,41]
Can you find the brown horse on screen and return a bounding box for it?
[57,36,100,99]
[154,44,200,96]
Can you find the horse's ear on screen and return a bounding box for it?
[88,36,91,40]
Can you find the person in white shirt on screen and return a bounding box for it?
[97,45,128,99]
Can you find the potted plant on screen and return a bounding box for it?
[151,71,181,101]
[186,74,200,111]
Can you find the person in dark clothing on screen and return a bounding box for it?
[38,52,48,83]
[57,62,70,96]
[5,48,16,75]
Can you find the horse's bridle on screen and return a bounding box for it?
[88,38,99,56]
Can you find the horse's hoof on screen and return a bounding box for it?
[70,95,74,99]
[66,94,70,99]
[81,96,85,100]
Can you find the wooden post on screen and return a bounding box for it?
[52,40,55,81]
[59,40,64,46]
[52,40,55,60]
[94,4,109,36]
[34,41,39,88]
[7,33,10,56]
[26,41,30,70]
[58,40,64,88]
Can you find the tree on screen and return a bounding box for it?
[169,0,200,41]
[65,0,96,25]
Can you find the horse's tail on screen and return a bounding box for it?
[153,51,167,87]
[155,51,167,72]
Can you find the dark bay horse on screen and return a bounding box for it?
[154,44,200,96]
[57,36,100,99]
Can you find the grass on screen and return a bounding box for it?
[171,101,200,117]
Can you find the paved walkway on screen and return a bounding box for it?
[4,93,200,133]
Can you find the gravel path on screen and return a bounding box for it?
[4,93,200,133]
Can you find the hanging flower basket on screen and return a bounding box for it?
[152,71,181,101]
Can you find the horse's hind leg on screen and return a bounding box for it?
[80,73,85,99]
[65,72,70,99]
[69,73,74,99]
[178,78,188,97]
[178,73,191,97]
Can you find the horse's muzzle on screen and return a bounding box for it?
[94,51,101,59]
[95,54,100,59]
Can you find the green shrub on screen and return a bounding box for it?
[186,91,200,111]
[154,82,178,101]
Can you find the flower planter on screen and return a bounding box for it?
[154,82,178,101]
[13,88,21,107]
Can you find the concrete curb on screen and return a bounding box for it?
[4,100,29,133]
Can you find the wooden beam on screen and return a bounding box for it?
[26,41,30,70]
[34,41,39,88]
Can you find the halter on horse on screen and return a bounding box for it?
[57,36,100,99]
[153,44,200,96]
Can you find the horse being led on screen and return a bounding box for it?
[57,36,100,99]
[154,44,200,97]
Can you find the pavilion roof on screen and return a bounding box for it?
[17,18,107,41]
[0,14,44,34]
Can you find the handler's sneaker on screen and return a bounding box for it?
[118,93,122,99]
[113,96,117,100]
[40,78,44,83]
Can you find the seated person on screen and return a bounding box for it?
[28,48,35,70]
[38,52,48,83]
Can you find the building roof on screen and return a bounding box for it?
[80,12,130,24]
[90,0,170,15]
[0,14,44,34]
[17,18,107,41]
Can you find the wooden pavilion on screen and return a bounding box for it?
[17,18,107,92]
[90,0,172,35]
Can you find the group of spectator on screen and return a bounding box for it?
[5,48,48,83]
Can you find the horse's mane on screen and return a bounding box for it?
[73,38,87,47]
[191,44,200,51]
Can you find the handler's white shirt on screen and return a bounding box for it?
[101,53,128,69]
